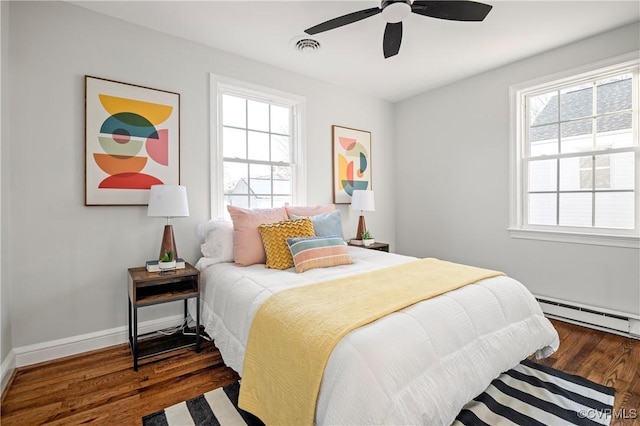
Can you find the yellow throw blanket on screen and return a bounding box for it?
[238,258,503,425]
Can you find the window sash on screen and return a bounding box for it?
[509,53,640,247]
[221,95,294,209]
[211,75,306,217]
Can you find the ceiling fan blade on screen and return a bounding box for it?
[411,1,492,22]
[383,22,403,59]
[305,7,382,35]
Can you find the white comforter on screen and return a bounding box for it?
[191,248,559,425]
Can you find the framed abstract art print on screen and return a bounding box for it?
[332,125,372,204]
[85,76,180,205]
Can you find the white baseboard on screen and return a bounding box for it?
[12,314,185,368]
[1,349,16,396]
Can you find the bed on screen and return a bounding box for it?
[190,244,559,425]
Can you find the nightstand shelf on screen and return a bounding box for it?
[127,263,200,371]
[135,328,200,360]
[135,282,198,306]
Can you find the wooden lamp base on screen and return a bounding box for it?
[159,224,178,260]
[354,215,366,241]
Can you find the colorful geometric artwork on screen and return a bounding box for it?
[85,76,180,205]
[332,125,372,204]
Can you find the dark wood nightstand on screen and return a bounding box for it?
[127,263,200,371]
[348,241,390,252]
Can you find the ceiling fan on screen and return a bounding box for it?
[304,0,493,59]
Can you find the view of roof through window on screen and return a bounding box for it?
[525,73,635,229]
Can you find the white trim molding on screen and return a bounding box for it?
[508,227,640,249]
[1,348,16,396]
[2,314,192,396]
[11,314,184,369]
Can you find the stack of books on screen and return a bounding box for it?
[146,258,186,272]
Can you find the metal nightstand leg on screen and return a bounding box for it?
[128,297,139,371]
[196,294,201,352]
[128,298,132,346]
[182,298,201,353]
[133,304,138,371]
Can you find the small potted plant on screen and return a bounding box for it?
[361,230,375,246]
[158,251,176,271]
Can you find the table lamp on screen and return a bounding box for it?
[147,185,190,260]
[351,189,375,242]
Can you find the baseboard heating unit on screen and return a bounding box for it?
[536,296,640,339]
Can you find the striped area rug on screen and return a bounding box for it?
[143,360,615,426]
[453,359,615,425]
[142,382,263,426]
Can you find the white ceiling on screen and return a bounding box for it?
[70,1,639,102]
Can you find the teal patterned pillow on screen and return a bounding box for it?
[290,210,343,239]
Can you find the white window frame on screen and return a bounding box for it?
[209,74,307,218]
[509,52,640,249]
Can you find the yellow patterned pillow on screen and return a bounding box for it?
[258,217,315,269]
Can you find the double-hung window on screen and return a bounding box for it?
[510,53,639,248]
[212,77,306,217]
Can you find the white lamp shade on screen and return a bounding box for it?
[351,190,375,212]
[147,185,190,218]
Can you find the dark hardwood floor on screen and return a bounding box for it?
[1,319,639,425]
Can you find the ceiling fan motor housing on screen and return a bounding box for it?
[381,0,411,23]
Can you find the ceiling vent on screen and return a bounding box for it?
[293,38,321,53]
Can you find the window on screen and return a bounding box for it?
[211,76,306,217]
[510,53,639,248]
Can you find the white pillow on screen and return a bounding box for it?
[197,219,234,263]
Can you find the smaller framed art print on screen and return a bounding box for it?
[332,125,372,204]
[85,76,180,205]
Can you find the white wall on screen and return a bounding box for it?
[1,0,13,365]
[4,1,395,355]
[395,22,640,317]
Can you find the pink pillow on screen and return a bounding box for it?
[227,206,288,266]
[286,204,335,218]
